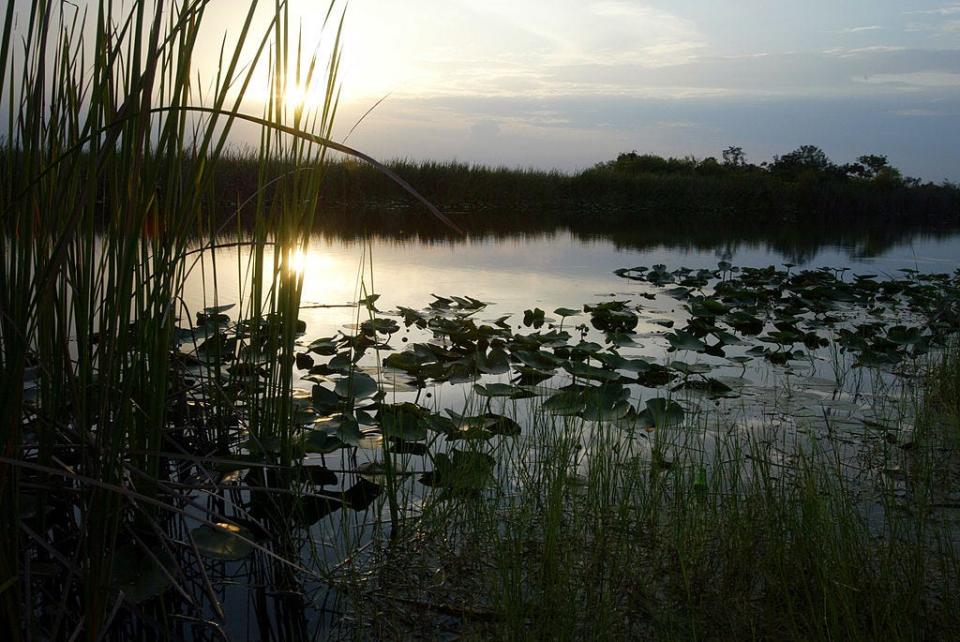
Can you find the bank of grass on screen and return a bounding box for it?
[0,1,359,638]
[208,153,960,232]
[350,346,960,641]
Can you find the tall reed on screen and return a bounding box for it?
[0,1,398,637]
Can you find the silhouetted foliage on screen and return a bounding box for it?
[769,145,837,178]
[722,146,746,168]
[137,144,960,235]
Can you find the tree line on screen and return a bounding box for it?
[593,145,946,188]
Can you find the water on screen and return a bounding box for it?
[185,229,960,339]
[177,226,960,638]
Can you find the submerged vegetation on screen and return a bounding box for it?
[3,1,960,641]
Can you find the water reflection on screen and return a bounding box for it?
[186,227,960,344]
[309,206,960,265]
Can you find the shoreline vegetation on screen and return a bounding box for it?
[3,1,960,640]
[350,339,960,640]
[207,146,960,233]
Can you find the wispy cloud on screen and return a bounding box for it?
[834,25,883,34]
[892,108,948,116]
[855,71,960,88]
[905,4,960,16]
[906,19,960,32]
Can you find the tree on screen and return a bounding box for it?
[846,154,903,185]
[697,156,723,176]
[770,145,835,178]
[721,146,746,168]
[857,154,889,178]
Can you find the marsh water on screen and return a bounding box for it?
[185,227,960,339]
[173,225,960,638]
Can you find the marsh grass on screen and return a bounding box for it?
[348,347,960,641]
[0,1,435,638]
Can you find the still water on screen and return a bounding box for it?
[185,229,960,337]
[180,227,960,638]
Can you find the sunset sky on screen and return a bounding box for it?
[12,1,960,181]
[302,0,960,181]
[301,0,960,181]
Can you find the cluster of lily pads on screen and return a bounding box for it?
[168,261,960,564]
[614,262,960,369]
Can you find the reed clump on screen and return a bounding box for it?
[0,1,353,638]
[349,347,960,641]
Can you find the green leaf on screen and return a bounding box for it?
[300,429,346,454]
[513,350,559,371]
[543,389,585,416]
[312,384,340,412]
[667,331,706,353]
[483,413,522,436]
[379,403,428,442]
[669,361,712,375]
[563,360,621,382]
[420,450,496,492]
[334,371,379,398]
[580,384,632,422]
[887,325,923,346]
[307,337,339,356]
[640,398,685,429]
[474,382,532,398]
[477,348,511,374]
[203,303,235,315]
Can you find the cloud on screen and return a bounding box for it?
[892,108,950,116]
[469,120,502,141]
[905,4,960,16]
[336,90,960,181]
[856,71,960,88]
[834,26,883,34]
[906,19,960,33]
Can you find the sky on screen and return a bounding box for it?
[9,1,960,181]
[314,0,960,181]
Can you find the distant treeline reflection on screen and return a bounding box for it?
[309,207,959,266]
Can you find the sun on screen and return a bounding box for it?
[281,81,324,110]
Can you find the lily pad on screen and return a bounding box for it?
[334,371,380,399]
[638,398,685,429]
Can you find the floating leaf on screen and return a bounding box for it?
[420,450,496,493]
[312,384,340,412]
[513,350,559,371]
[581,384,632,422]
[563,360,621,382]
[523,308,546,328]
[307,337,339,356]
[554,307,580,318]
[300,429,346,454]
[638,398,685,429]
[482,413,523,436]
[477,348,511,374]
[543,389,585,416]
[667,331,706,353]
[887,325,923,346]
[474,382,533,399]
[669,361,713,375]
[334,371,380,399]
[379,403,428,442]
